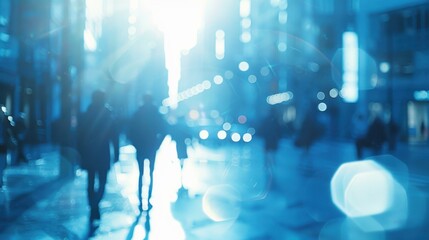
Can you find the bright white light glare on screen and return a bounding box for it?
[231,133,241,142]
[240,0,251,17]
[243,133,252,142]
[84,30,97,52]
[278,11,288,24]
[128,15,137,24]
[239,61,250,71]
[84,0,102,52]
[318,103,327,112]
[266,91,293,105]
[241,18,251,29]
[347,171,394,216]
[202,80,211,89]
[241,31,251,43]
[199,130,209,140]
[217,130,227,140]
[223,122,232,131]
[213,75,224,85]
[331,160,407,219]
[216,30,225,60]
[379,62,390,73]
[120,145,136,154]
[147,0,206,108]
[270,0,280,7]
[202,185,241,222]
[342,31,359,103]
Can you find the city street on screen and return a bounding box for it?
[1,136,428,239]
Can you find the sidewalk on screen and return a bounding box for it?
[0,138,428,239]
[0,145,62,227]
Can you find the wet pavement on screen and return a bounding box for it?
[1,136,429,239]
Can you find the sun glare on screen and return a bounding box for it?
[144,0,206,108]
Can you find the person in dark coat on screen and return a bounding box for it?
[257,107,282,195]
[128,93,167,211]
[77,90,119,223]
[294,109,324,152]
[259,107,282,167]
[13,113,28,164]
[170,115,192,189]
[355,115,387,159]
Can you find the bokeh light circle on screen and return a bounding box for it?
[202,184,242,222]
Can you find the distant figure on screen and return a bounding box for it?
[351,112,368,141]
[13,113,28,164]
[355,116,387,159]
[77,90,119,223]
[169,116,192,189]
[421,121,427,139]
[1,106,17,189]
[258,107,282,167]
[294,109,324,152]
[256,107,282,195]
[387,118,399,151]
[128,93,167,211]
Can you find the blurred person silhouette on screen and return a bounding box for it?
[77,90,119,224]
[128,93,167,211]
[259,106,282,167]
[294,107,324,153]
[1,106,17,189]
[169,115,192,191]
[420,121,427,140]
[351,111,368,142]
[387,117,399,151]
[355,115,387,159]
[13,112,28,164]
[257,106,282,194]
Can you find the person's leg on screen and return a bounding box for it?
[87,170,97,220]
[94,169,108,219]
[355,138,364,159]
[136,150,144,210]
[147,153,156,209]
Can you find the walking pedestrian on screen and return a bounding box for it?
[128,93,167,211]
[77,90,119,223]
[170,115,193,190]
[0,106,17,189]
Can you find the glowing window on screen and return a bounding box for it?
[240,0,251,18]
[216,30,225,60]
[342,31,359,103]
